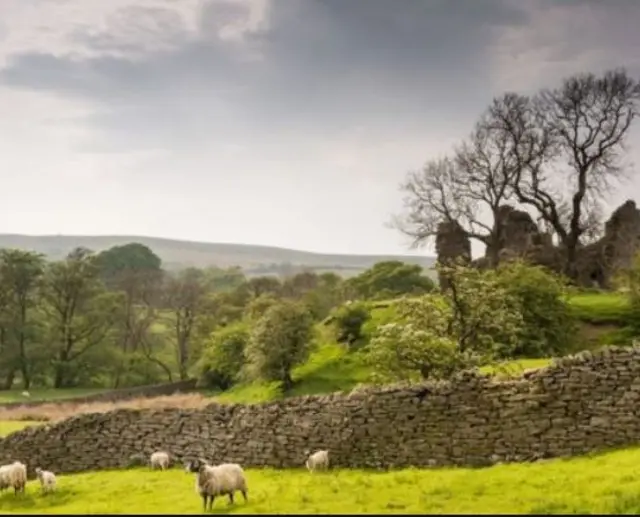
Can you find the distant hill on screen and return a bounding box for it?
[0,234,436,278]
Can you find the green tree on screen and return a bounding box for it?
[41,248,122,388]
[0,249,46,389]
[330,301,370,348]
[246,276,282,298]
[365,264,522,382]
[246,300,315,391]
[348,261,435,300]
[95,242,165,387]
[495,261,577,357]
[163,268,212,380]
[244,294,280,321]
[196,322,249,390]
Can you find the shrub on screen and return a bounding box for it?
[364,265,523,382]
[245,300,315,391]
[496,261,578,357]
[330,302,371,348]
[196,322,249,390]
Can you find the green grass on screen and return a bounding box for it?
[5,447,640,513]
[214,339,552,405]
[0,421,41,437]
[567,292,632,325]
[0,389,108,404]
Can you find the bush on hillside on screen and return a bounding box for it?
[196,322,249,390]
[614,252,640,336]
[330,301,371,348]
[245,300,316,391]
[364,265,522,382]
[495,261,578,357]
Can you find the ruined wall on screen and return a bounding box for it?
[3,346,640,475]
[435,199,640,288]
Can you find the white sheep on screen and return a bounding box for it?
[305,449,330,473]
[0,461,27,495]
[185,458,248,511]
[0,465,11,491]
[150,451,170,470]
[34,467,56,494]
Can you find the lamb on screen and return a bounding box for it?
[305,449,330,473]
[34,467,56,494]
[150,451,170,470]
[185,458,248,512]
[0,461,27,494]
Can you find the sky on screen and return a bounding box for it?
[0,0,639,257]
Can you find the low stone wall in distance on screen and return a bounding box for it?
[2,346,640,474]
[0,379,198,409]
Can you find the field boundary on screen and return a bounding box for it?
[0,379,197,409]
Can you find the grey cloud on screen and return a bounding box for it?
[2,0,635,156]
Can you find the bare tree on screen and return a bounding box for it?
[500,68,640,277]
[393,94,545,264]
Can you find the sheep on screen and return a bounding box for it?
[185,458,248,512]
[305,449,330,473]
[34,467,56,494]
[0,465,10,491]
[150,451,170,471]
[0,461,27,495]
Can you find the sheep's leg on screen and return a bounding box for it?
[208,495,215,512]
[202,494,208,512]
[241,489,248,502]
[228,491,234,505]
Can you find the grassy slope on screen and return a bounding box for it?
[0,292,629,408]
[4,448,640,514]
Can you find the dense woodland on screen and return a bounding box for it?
[0,243,436,391]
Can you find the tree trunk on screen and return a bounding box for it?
[281,371,294,392]
[419,365,431,379]
[1,370,15,390]
[21,364,30,390]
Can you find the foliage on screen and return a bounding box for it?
[245,300,316,390]
[41,248,123,388]
[364,265,522,382]
[244,294,280,321]
[495,261,578,357]
[196,322,249,390]
[347,260,435,300]
[613,253,640,336]
[330,301,370,348]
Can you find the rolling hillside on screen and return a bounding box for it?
[0,234,436,277]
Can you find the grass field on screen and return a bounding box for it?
[566,291,632,324]
[0,421,40,437]
[0,389,108,404]
[4,447,640,514]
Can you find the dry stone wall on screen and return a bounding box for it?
[0,379,197,410]
[4,346,640,475]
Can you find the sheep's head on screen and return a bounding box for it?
[184,458,208,473]
[34,467,43,478]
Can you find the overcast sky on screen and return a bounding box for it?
[0,0,639,256]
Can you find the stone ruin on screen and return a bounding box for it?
[435,199,640,288]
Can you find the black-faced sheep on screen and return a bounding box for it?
[185,458,248,512]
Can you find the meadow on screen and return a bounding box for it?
[4,447,640,514]
[0,290,636,514]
